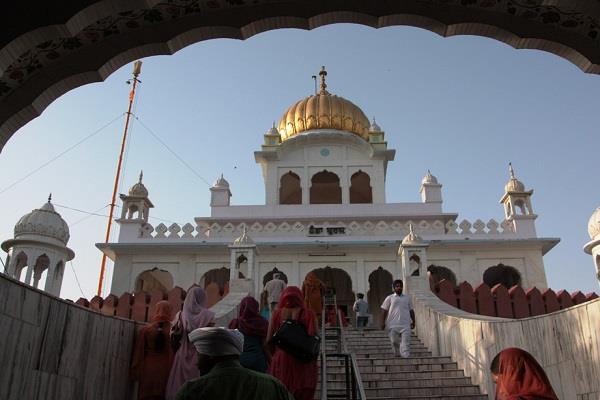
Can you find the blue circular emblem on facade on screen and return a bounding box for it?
[320,148,330,157]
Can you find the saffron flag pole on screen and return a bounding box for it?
[97,60,142,296]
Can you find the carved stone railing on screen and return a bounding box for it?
[138,218,515,240]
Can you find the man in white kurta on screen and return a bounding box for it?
[380,279,415,358]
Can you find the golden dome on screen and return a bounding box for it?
[277,67,370,142]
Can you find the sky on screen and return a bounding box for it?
[0,24,598,300]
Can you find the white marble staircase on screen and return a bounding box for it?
[319,328,488,400]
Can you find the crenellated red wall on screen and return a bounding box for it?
[431,279,598,319]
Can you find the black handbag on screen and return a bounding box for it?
[270,318,321,362]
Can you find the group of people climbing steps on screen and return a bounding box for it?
[131,274,560,400]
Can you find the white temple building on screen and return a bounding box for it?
[97,68,560,317]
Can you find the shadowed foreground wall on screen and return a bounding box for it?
[413,289,600,399]
[0,273,136,400]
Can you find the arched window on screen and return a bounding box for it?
[514,200,526,215]
[367,266,393,326]
[135,268,174,293]
[33,254,50,289]
[279,172,302,204]
[427,265,457,286]
[349,170,372,203]
[310,170,341,204]
[13,251,27,281]
[483,263,522,288]
[409,254,421,276]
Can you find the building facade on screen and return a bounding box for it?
[99,70,559,317]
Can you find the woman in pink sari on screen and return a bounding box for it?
[165,287,215,399]
[267,286,318,400]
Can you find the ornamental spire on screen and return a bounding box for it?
[319,66,328,93]
[139,170,143,183]
[508,162,515,179]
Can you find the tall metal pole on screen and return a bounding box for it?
[97,60,142,296]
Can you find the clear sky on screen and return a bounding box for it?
[0,24,598,300]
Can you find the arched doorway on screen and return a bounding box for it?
[279,171,302,204]
[310,266,354,324]
[427,265,457,286]
[134,268,174,293]
[310,171,342,204]
[483,263,522,288]
[367,266,393,327]
[32,254,50,289]
[349,170,372,204]
[262,268,289,287]
[200,267,245,307]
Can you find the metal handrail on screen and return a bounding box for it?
[336,308,367,399]
[320,307,328,400]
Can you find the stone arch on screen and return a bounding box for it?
[13,251,27,280]
[514,199,526,215]
[262,268,288,287]
[127,203,140,219]
[279,171,301,205]
[311,266,354,321]
[349,170,372,204]
[134,268,174,293]
[199,267,246,307]
[427,265,457,286]
[32,254,50,289]
[2,4,600,149]
[310,170,341,204]
[367,266,393,327]
[483,263,522,288]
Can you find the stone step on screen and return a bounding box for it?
[366,395,488,400]
[326,376,473,390]
[325,369,466,380]
[323,363,460,374]
[364,384,482,397]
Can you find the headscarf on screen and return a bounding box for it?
[277,286,305,308]
[272,286,317,336]
[151,300,173,323]
[189,327,244,357]
[495,348,559,400]
[228,296,268,337]
[181,287,215,331]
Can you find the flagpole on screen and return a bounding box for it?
[97,60,142,296]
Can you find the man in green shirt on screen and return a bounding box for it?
[176,327,293,400]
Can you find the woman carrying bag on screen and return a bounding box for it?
[267,286,318,400]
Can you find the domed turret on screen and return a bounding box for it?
[421,170,439,185]
[588,206,600,240]
[213,174,230,189]
[504,163,526,192]
[13,195,70,245]
[2,194,74,296]
[129,171,148,197]
[277,67,370,142]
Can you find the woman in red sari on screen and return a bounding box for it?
[490,347,558,400]
[267,286,318,400]
[131,301,174,400]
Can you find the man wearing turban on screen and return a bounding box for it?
[176,327,293,400]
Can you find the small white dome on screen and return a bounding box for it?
[401,224,423,245]
[588,206,600,240]
[266,123,280,136]
[14,198,70,244]
[505,163,526,192]
[129,171,148,197]
[213,174,230,188]
[233,227,254,246]
[422,170,438,185]
[369,117,381,133]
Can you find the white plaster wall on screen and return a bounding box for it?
[412,289,600,399]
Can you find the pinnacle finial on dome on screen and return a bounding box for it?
[509,162,515,179]
[319,66,328,94]
[369,117,381,132]
[139,170,143,183]
[48,193,52,203]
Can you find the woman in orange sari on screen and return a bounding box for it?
[490,347,558,400]
[131,301,174,400]
[301,272,324,323]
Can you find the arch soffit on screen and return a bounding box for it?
[3,3,600,148]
